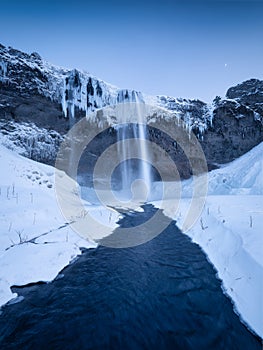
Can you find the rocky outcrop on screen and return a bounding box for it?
[147,84,263,176]
[226,78,263,118]
[0,44,262,178]
[201,97,262,166]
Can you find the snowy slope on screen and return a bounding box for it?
[207,142,263,195]
[179,142,263,197]
[0,144,120,307]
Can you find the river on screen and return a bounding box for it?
[0,205,261,349]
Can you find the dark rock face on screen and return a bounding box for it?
[0,87,68,132]
[0,51,49,97]
[148,125,193,179]
[0,86,71,165]
[153,82,263,174]
[0,43,262,178]
[226,78,263,118]
[201,99,262,166]
[227,79,263,104]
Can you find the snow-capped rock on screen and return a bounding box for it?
[0,43,262,172]
[0,44,213,129]
[0,120,62,164]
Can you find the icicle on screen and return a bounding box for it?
[0,60,8,82]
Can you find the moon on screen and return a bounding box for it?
[224,63,228,68]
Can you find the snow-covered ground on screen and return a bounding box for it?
[152,142,263,338]
[0,139,262,339]
[0,144,120,307]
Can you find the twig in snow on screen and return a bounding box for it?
[9,237,15,246]
[5,221,75,251]
[15,229,28,244]
[200,217,208,230]
[235,277,243,280]
[7,186,10,199]
[249,215,253,228]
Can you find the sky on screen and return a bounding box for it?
[0,0,262,102]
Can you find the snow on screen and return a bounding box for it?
[0,144,120,308]
[151,142,263,338]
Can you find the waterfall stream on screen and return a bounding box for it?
[116,94,152,199]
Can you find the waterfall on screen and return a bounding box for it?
[116,91,152,199]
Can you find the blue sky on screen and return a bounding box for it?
[0,0,262,102]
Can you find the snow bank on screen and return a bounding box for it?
[176,196,263,338]
[207,142,263,195]
[0,144,120,307]
[151,142,263,338]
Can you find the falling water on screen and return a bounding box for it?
[137,105,152,189]
[116,92,152,199]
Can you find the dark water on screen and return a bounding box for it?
[0,205,261,350]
